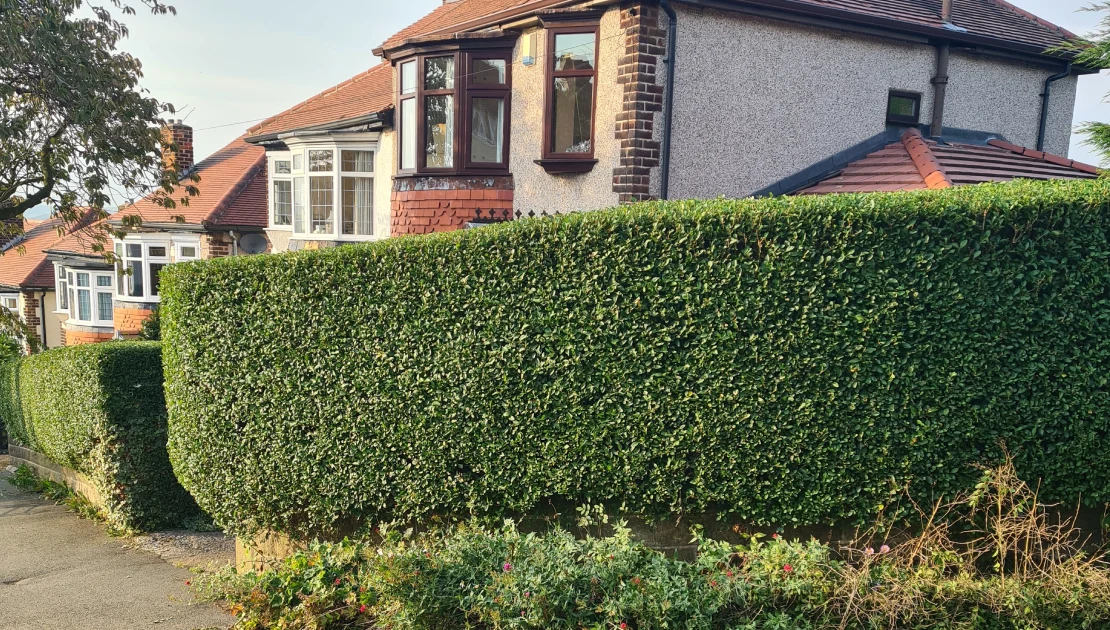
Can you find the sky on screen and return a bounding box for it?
[26,0,1110,216]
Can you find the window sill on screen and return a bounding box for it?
[535,158,598,174]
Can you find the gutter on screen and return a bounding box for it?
[660,0,677,200]
[244,110,392,146]
[1037,63,1072,151]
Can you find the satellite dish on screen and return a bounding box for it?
[239,233,269,255]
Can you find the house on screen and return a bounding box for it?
[239,0,1095,254]
[41,125,270,345]
[0,214,98,349]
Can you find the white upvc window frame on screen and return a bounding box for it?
[282,137,378,241]
[53,263,69,313]
[0,293,17,313]
[66,269,115,327]
[268,151,294,230]
[112,234,201,304]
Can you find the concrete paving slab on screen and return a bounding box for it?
[0,468,232,630]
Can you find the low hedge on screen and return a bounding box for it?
[0,342,197,531]
[163,179,1110,538]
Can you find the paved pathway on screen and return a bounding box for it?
[0,465,232,630]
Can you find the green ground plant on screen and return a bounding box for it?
[195,462,1110,630]
[163,179,1110,539]
[8,464,104,525]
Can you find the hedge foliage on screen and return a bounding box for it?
[0,342,197,531]
[163,179,1110,538]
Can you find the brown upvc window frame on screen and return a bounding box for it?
[393,46,513,177]
[537,24,601,175]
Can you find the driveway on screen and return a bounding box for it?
[0,463,232,630]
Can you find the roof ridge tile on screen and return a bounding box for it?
[901,129,953,189]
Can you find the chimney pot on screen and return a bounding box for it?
[162,121,194,173]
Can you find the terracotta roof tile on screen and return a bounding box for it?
[246,64,393,140]
[379,0,1075,56]
[111,136,267,229]
[799,128,1099,195]
[0,211,98,290]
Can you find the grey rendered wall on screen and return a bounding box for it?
[509,7,624,217]
[667,5,1078,200]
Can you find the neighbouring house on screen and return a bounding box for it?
[0,214,98,349]
[42,124,270,345]
[238,0,1096,253]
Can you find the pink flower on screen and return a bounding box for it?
[524,591,531,597]
[880,545,891,554]
[865,548,875,556]
[620,623,629,630]
[334,578,342,585]
[503,562,513,573]
[359,604,367,614]
[772,533,780,540]
[783,564,793,573]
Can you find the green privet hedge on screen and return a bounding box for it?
[163,179,1110,539]
[0,342,198,531]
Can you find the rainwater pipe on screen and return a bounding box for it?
[660,0,677,200]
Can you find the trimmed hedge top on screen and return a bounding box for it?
[164,179,1110,538]
[1,342,196,531]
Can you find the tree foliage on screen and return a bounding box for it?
[0,0,196,246]
[1054,3,1110,164]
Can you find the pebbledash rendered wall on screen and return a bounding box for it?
[665,5,1078,201]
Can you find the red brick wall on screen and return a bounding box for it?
[614,3,665,203]
[20,290,42,348]
[202,232,232,259]
[114,303,156,337]
[65,328,115,346]
[162,122,194,173]
[391,177,514,236]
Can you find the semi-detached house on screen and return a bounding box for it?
[9,0,1103,346]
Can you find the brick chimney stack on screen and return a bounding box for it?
[162,120,194,173]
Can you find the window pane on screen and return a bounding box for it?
[341,150,374,173]
[424,56,454,90]
[309,150,334,172]
[78,289,91,321]
[273,180,293,225]
[59,282,68,309]
[400,60,417,95]
[275,160,291,174]
[97,292,112,321]
[292,153,303,171]
[69,288,76,313]
[126,243,142,259]
[149,263,165,297]
[473,59,506,85]
[57,266,65,279]
[888,95,918,118]
[425,95,454,168]
[148,246,168,258]
[309,176,334,235]
[342,177,374,236]
[76,273,89,287]
[96,276,112,287]
[401,99,417,170]
[551,76,594,154]
[179,246,197,259]
[471,97,504,163]
[553,33,596,71]
[293,178,305,233]
[127,261,144,297]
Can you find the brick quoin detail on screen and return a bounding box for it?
[114,303,156,337]
[20,290,42,347]
[203,233,232,259]
[391,177,514,236]
[614,2,665,203]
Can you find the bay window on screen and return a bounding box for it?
[275,143,376,239]
[539,27,599,173]
[396,47,512,174]
[114,239,184,300]
[60,270,114,326]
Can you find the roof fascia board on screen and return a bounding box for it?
[245,111,390,146]
[107,220,208,233]
[44,252,112,269]
[684,0,1080,63]
[373,0,580,56]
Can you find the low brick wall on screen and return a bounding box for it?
[7,443,105,509]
